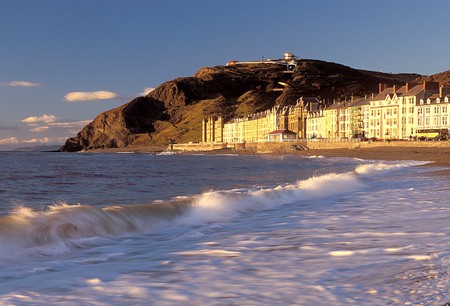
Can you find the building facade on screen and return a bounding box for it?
[202,82,450,144]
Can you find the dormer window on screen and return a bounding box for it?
[420,99,424,105]
[436,98,440,104]
[426,99,431,104]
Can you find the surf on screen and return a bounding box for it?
[0,161,419,258]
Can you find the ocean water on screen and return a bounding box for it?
[0,151,449,305]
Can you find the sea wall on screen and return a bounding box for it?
[306,140,450,149]
[172,140,450,152]
[171,143,229,151]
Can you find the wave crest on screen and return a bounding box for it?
[0,161,416,258]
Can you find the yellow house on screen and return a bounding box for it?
[306,109,326,138]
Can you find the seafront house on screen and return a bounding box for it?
[368,82,444,140]
[416,85,450,139]
[322,102,341,139]
[203,97,320,143]
[347,97,370,139]
[306,108,326,139]
[202,81,450,144]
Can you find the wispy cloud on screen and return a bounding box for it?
[0,81,42,87]
[19,114,90,134]
[30,126,49,132]
[140,87,155,96]
[64,91,118,102]
[0,137,19,144]
[0,136,66,145]
[21,114,57,124]
[48,120,91,134]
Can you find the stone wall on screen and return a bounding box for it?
[172,140,450,152]
[306,140,450,149]
[171,143,228,151]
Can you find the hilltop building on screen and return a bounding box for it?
[226,52,300,72]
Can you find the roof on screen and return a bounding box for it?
[268,129,296,135]
[347,97,370,107]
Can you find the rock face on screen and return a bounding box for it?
[60,59,422,152]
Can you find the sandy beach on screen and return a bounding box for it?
[91,144,450,171]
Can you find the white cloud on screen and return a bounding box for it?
[0,137,19,144]
[48,120,91,128]
[0,81,42,87]
[140,87,155,96]
[21,114,57,124]
[21,137,64,144]
[30,126,49,132]
[48,120,91,134]
[64,91,118,102]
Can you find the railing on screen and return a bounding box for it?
[298,138,362,143]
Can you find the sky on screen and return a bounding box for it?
[1,0,450,150]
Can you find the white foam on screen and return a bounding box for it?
[329,250,355,257]
[355,161,430,176]
[407,255,432,261]
[178,171,364,225]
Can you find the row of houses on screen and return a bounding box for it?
[202,81,450,143]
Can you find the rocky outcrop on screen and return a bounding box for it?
[61,97,166,151]
[60,59,423,152]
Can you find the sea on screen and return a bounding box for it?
[0,151,449,305]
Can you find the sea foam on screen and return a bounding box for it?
[0,161,415,258]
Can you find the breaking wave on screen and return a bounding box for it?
[0,161,421,258]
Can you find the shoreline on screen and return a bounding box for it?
[88,144,450,167]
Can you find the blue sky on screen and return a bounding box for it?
[1,0,450,150]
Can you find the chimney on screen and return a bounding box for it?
[423,81,439,91]
[440,85,443,98]
[405,83,409,92]
[379,83,382,94]
[392,85,396,93]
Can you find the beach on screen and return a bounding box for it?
[2,150,450,305]
[92,143,450,168]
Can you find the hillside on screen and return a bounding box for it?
[415,69,450,85]
[60,59,422,152]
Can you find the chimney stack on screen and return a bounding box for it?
[393,85,396,93]
[405,83,409,92]
[440,85,443,98]
[378,83,388,93]
[423,81,439,91]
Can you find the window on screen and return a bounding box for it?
[425,118,430,126]
[443,117,448,125]
[443,106,447,113]
[426,107,431,114]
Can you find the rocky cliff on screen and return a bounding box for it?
[60,59,422,152]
